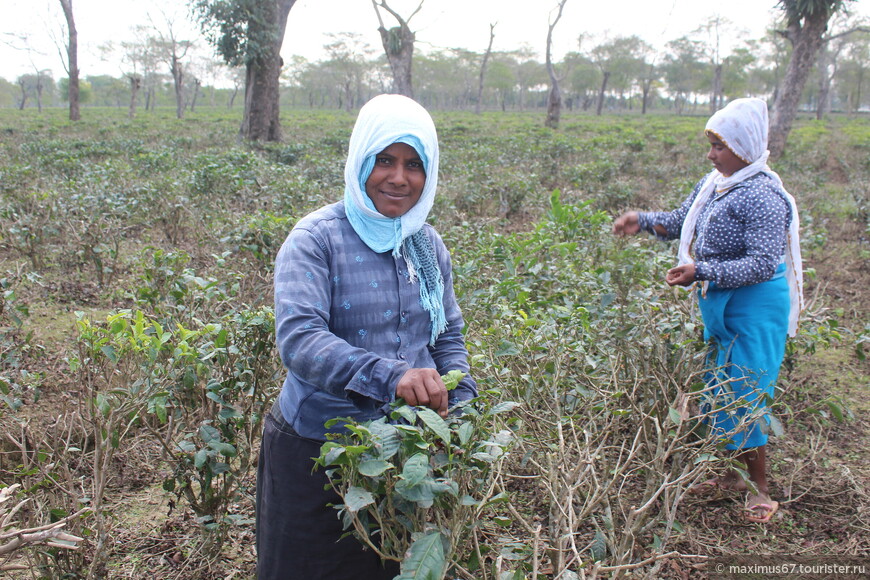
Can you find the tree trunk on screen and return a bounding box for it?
[59,0,80,121]
[710,63,722,114]
[770,11,831,159]
[36,76,44,112]
[596,71,610,116]
[475,24,496,115]
[815,44,833,120]
[674,94,685,115]
[545,84,561,127]
[544,0,568,129]
[641,78,652,114]
[171,55,185,119]
[128,75,141,118]
[240,0,297,141]
[377,25,415,98]
[372,0,419,99]
[190,78,202,112]
[17,80,27,110]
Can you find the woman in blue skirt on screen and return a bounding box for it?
[613,98,804,523]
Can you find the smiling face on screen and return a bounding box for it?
[706,132,749,177]
[364,142,426,218]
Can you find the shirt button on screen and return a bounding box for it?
[399,353,406,360]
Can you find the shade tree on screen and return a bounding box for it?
[475,23,496,114]
[691,16,739,113]
[0,78,18,107]
[193,0,298,141]
[562,49,599,111]
[485,56,520,111]
[833,28,869,112]
[323,32,375,111]
[148,15,194,120]
[509,46,546,111]
[662,36,708,114]
[415,50,477,109]
[82,75,126,107]
[815,30,847,117]
[769,0,858,158]
[220,65,245,108]
[544,0,569,128]
[371,0,421,98]
[814,11,870,117]
[285,59,330,108]
[16,71,55,111]
[635,40,661,115]
[588,35,651,114]
[719,45,759,100]
[57,0,80,120]
[110,26,164,118]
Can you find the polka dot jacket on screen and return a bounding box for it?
[273,201,477,440]
[638,172,792,289]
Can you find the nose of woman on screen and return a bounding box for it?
[387,163,409,186]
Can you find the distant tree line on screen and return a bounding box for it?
[3,0,867,159]
[3,21,867,117]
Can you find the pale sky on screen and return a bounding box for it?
[1,0,868,83]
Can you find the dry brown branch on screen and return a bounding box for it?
[0,484,85,560]
[593,550,708,573]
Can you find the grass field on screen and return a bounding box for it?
[0,106,867,579]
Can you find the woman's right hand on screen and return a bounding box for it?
[612,211,640,236]
[396,368,448,418]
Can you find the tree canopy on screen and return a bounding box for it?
[193,0,280,66]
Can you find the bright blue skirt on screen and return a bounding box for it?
[698,265,789,450]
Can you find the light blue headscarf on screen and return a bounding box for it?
[343,94,447,345]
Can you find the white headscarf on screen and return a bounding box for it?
[343,94,439,254]
[678,98,804,337]
[342,94,447,345]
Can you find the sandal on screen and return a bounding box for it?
[744,498,779,523]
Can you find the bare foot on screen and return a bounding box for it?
[718,470,750,492]
[688,472,748,496]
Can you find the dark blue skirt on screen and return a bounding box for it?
[256,404,399,579]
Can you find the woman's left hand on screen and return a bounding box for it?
[666,263,696,287]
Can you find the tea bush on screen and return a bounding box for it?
[0,107,864,577]
[317,371,518,578]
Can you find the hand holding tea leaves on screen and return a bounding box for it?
[316,372,517,577]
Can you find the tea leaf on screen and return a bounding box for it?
[442,369,466,391]
[400,453,430,487]
[358,459,393,477]
[344,486,375,513]
[416,407,451,445]
[396,531,445,580]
